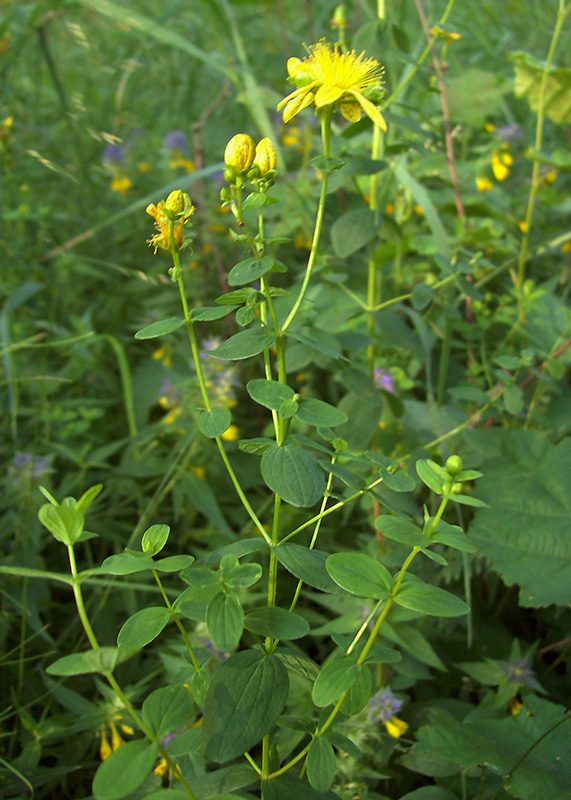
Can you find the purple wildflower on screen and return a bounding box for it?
[12,452,51,478]
[499,655,537,687]
[374,367,396,394]
[102,144,125,165]
[367,687,403,724]
[164,130,188,151]
[497,124,523,142]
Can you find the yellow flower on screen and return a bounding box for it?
[154,757,169,776]
[191,465,205,480]
[384,202,395,215]
[253,137,277,176]
[221,425,239,442]
[510,698,523,716]
[146,194,194,252]
[99,727,112,761]
[111,175,133,195]
[518,220,529,233]
[491,150,513,181]
[294,231,312,250]
[224,133,256,172]
[153,345,172,367]
[138,161,151,173]
[169,155,195,172]
[384,716,409,738]
[110,721,126,751]
[277,42,386,130]
[562,241,571,253]
[476,176,493,192]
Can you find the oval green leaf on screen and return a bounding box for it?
[394,582,469,617]
[307,737,336,793]
[203,651,289,762]
[92,739,158,800]
[210,329,276,361]
[117,607,171,649]
[244,607,310,640]
[296,398,348,427]
[272,544,344,594]
[134,317,185,339]
[261,445,325,507]
[331,208,378,258]
[312,655,360,707]
[198,407,232,438]
[206,591,244,652]
[247,379,294,410]
[326,552,392,598]
[228,255,276,286]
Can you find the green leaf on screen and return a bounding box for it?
[326,552,392,598]
[380,469,416,492]
[415,459,449,494]
[431,520,477,553]
[339,663,373,715]
[446,68,507,126]
[209,329,276,360]
[309,155,346,171]
[262,774,340,799]
[511,51,571,124]
[244,607,310,640]
[236,305,255,326]
[47,647,136,676]
[331,209,378,258]
[261,444,325,507]
[196,537,268,566]
[338,368,383,406]
[411,283,434,310]
[296,398,348,427]
[134,317,185,339]
[307,737,336,793]
[228,255,276,286]
[100,552,154,574]
[376,517,428,547]
[75,483,103,514]
[279,398,299,419]
[206,591,244,652]
[468,431,571,606]
[394,582,469,617]
[141,685,194,739]
[223,560,262,589]
[274,648,321,681]
[319,461,366,490]
[92,739,158,800]
[247,379,295,410]
[273,544,344,594]
[117,607,171,649]
[448,493,489,508]
[189,305,238,321]
[38,504,84,546]
[141,523,170,556]
[203,650,289,762]
[154,554,195,571]
[503,382,524,415]
[198,407,232,438]
[312,655,360,707]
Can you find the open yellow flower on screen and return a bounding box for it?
[277,42,386,130]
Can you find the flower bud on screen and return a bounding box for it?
[165,190,186,215]
[445,455,463,476]
[253,137,277,177]
[224,134,256,173]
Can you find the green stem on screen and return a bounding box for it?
[67,545,100,651]
[281,108,332,334]
[516,0,570,314]
[152,569,200,671]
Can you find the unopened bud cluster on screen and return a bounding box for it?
[222,133,278,193]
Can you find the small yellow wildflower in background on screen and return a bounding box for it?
[491,150,513,181]
[278,42,386,130]
[111,175,133,195]
[170,155,195,172]
[221,425,239,442]
[146,191,194,252]
[476,176,493,192]
[385,716,409,738]
[518,220,529,233]
[562,241,571,253]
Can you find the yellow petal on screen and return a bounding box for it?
[287,57,302,76]
[282,89,315,123]
[100,728,111,761]
[384,716,409,738]
[340,102,362,122]
[349,90,387,130]
[314,84,344,107]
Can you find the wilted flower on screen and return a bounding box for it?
[278,42,386,129]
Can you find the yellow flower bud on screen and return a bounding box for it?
[224,134,256,172]
[253,138,277,176]
[165,190,185,215]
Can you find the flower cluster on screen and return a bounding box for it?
[146,190,195,254]
[367,687,409,738]
[277,42,386,129]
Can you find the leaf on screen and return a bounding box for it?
[244,607,310,640]
[411,283,434,310]
[326,552,392,598]
[209,329,276,360]
[38,504,84,546]
[339,663,373,715]
[431,520,477,553]
[380,469,416,492]
[468,431,571,607]
[262,774,341,799]
[47,647,137,676]
[312,655,360,707]
[228,255,276,286]
[189,305,238,321]
[307,737,336,793]
[261,444,325,507]
[141,523,170,556]
[503,383,524,415]
[296,398,348,427]
[274,648,321,681]
[394,582,469,617]
[376,517,428,548]
[134,317,185,339]
[203,650,289,762]
[247,379,295,410]
[198,407,232,438]
[415,459,449,494]
[319,461,366,490]
[100,552,154,574]
[331,209,378,258]
[92,739,158,800]
[446,68,507,125]
[117,607,171,649]
[153,554,194,572]
[75,483,103,514]
[511,51,571,124]
[141,685,194,739]
[206,591,244,652]
[273,544,344,594]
